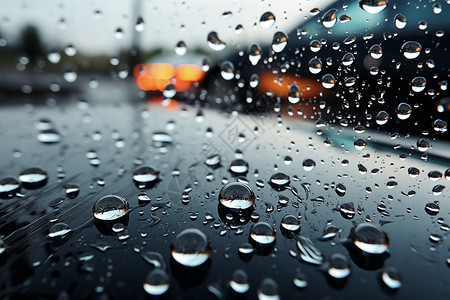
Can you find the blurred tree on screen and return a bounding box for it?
[21,25,43,62]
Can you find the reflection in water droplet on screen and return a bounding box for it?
[359,0,388,14]
[248,43,262,66]
[340,202,355,219]
[401,41,422,59]
[135,17,145,32]
[341,52,355,66]
[0,177,21,199]
[219,182,255,210]
[281,215,300,231]
[207,31,226,51]
[288,84,300,104]
[328,253,351,279]
[114,27,124,39]
[93,195,129,221]
[293,272,308,288]
[381,268,402,289]
[239,242,255,254]
[48,223,71,238]
[19,167,48,188]
[143,269,170,295]
[230,159,249,174]
[308,58,322,74]
[425,202,440,215]
[47,50,61,64]
[408,167,420,177]
[321,225,340,240]
[271,32,288,53]
[354,138,367,150]
[38,129,61,144]
[432,3,442,14]
[230,269,250,294]
[171,228,211,267]
[349,223,389,254]
[64,184,80,198]
[270,173,290,188]
[257,278,280,300]
[250,222,276,244]
[302,159,316,171]
[411,77,426,92]
[369,44,383,59]
[321,9,338,28]
[416,138,431,152]
[220,60,235,80]
[396,103,412,120]
[133,166,159,186]
[321,74,335,89]
[260,12,276,28]
[394,13,407,29]
[175,41,187,56]
[309,40,321,52]
[433,119,447,133]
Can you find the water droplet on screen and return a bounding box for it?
[302,159,316,171]
[321,225,340,240]
[359,0,388,14]
[308,58,322,74]
[433,3,442,14]
[207,31,226,51]
[281,215,301,232]
[433,119,447,133]
[37,129,61,144]
[340,202,355,219]
[230,269,250,294]
[143,269,170,295]
[171,228,211,267]
[257,278,280,300]
[310,8,321,16]
[339,14,351,23]
[205,154,221,168]
[239,242,255,254]
[114,27,124,39]
[271,32,288,53]
[64,44,77,56]
[0,177,21,199]
[93,195,129,221]
[0,239,5,254]
[321,74,335,89]
[163,83,176,98]
[229,159,249,174]
[335,183,346,197]
[428,170,442,181]
[133,166,159,188]
[341,52,355,66]
[394,13,407,29]
[349,223,389,254]
[296,236,324,265]
[425,202,440,215]
[269,173,290,188]
[260,12,276,28]
[381,268,402,289]
[175,41,187,56]
[219,182,255,210]
[250,222,276,245]
[354,138,367,150]
[135,17,145,32]
[328,253,351,279]
[248,43,262,66]
[396,103,412,120]
[309,40,321,52]
[293,272,308,288]
[64,184,80,198]
[416,138,431,152]
[411,77,426,92]
[401,41,422,59]
[369,44,383,59]
[321,9,338,28]
[408,167,420,177]
[220,60,235,80]
[47,50,61,64]
[18,167,48,189]
[418,20,428,30]
[48,222,71,238]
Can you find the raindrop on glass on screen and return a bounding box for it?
[349,222,389,254]
[250,222,276,245]
[219,182,255,210]
[93,195,129,221]
[171,228,211,267]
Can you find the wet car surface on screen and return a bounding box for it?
[0,0,449,299]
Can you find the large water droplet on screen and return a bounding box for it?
[230,269,250,294]
[349,223,389,254]
[133,166,159,188]
[143,269,170,295]
[18,167,48,189]
[281,215,301,232]
[308,58,322,74]
[411,77,426,92]
[433,119,447,133]
[207,31,226,51]
[322,74,335,89]
[375,110,389,125]
[302,159,316,171]
[359,0,388,14]
[432,3,442,14]
[369,44,383,59]
[269,173,290,188]
[260,12,276,28]
[271,32,288,53]
[257,278,280,300]
[0,177,21,199]
[229,159,249,174]
[309,40,321,53]
[248,43,262,66]
[219,182,255,210]
[396,103,412,120]
[171,228,211,267]
[220,60,235,80]
[401,41,422,59]
[250,222,276,244]
[328,253,351,279]
[48,223,71,238]
[93,195,129,221]
[321,9,338,28]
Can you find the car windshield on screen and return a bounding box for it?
[0,1,449,299]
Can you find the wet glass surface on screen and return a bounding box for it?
[0,0,449,299]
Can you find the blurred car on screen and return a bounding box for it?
[200,0,449,137]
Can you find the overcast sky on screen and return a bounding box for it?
[0,0,334,56]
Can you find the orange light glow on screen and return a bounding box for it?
[258,71,321,99]
[135,63,204,92]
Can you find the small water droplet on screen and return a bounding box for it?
[133,166,159,188]
[143,269,170,295]
[411,77,426,92]
[230,159,249,174]
[207,31,226,51]
[230,269,250,294]
[328,253,351,279]
[281,215,301,232]
[394,13,407,29]
[302,159,316,171]
[359,0,388,14]
[271,32,288,53]
[175,41,187,56]
[401,41,422,59]
[369,44,383,59]
[308,58,322,74]
[220,60,235,80]
[396,103,412,120]
[135,17,145,32]
[381,268,402,289]
[48,222,71,238]
[257,278,280,300]
[321,74,335,89]
[248,43,262,66]
[260,12,276,28]
[250,222,276,245]
[322,9,338,28]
